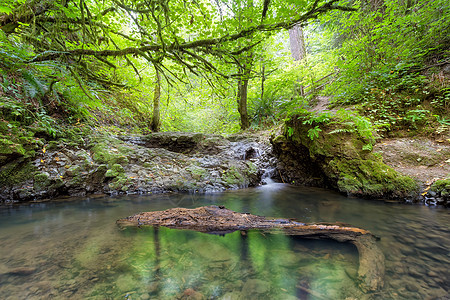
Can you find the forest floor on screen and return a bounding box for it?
[311,96,450,188]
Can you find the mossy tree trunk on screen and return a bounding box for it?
[237,56,252,130]
[151,67,161,132]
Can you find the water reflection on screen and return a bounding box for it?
[0,186,448,299]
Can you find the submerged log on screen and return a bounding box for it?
[117,205,384,292]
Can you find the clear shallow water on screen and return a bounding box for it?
[0,184,448,300]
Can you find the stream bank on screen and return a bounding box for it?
[0,132,273,202]
[1,126,448,205]
[270,114,449,206]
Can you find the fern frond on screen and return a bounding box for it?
[21,70,46,98]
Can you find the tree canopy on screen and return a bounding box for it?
[0,0,448,135]
[1,0,355,85]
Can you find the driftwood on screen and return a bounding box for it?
[117,205,384,292]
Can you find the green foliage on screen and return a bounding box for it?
[307,126,322,140]
[333,110,374,143]
[0,0,446,136]
[319,0,450,134]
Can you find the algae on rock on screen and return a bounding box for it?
[272,114,419,200]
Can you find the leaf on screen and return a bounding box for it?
[0,6,13,14]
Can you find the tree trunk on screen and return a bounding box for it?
[237,67,251,130]
[151,67,161,132]
[260,60,265,103]
[289,24,306,61]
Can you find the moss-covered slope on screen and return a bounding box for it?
[272,113,419,200]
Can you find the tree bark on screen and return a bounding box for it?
[237,65,251,130]
[151,67,161,132]
[260,60,265,103]
[289,24,306,61]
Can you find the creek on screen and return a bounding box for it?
[0,184,448,299]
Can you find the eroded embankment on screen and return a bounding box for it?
[0,132,274,202]
[270,115,424,201]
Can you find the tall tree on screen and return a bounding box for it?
[289,25,307,61]
[151,67,161,132]
[237,53,253,130]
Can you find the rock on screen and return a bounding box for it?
[139,293,150,300]
[271,118,419,200]
[220,292,242,300]
[1,132,275,202]
[6,267,37,276]
[179,288,205,300]
[241,279,269,298]
[405,281,420,292]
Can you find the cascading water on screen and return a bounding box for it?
[228,139,280,186]
[261,167,276,185]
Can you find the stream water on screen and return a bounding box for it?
[0,184,448,300]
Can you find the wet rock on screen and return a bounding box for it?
[139,293,150,300]
[405,281,420,292]
[6,267,37,276]
[1,131,276,202]
[220,292,242,300]
[241,279,269,298]
[178,288,205,300]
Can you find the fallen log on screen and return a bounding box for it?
[116,205,384,292]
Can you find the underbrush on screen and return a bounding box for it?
[330,63,449,138]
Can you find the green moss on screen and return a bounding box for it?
[103,163,128,190]
[46,140,59,151]
[430,177,450,197]
[246,161,258,176]
[34,172,51,190]
[223,166,245,186]
[66,165,81,177]
[108,174,129,190]
[105,164,125,178]
[331,159,418,196]
[186,165,207,180]
[0,160,37,186]
[283,114,419,199]
[0,138,26,156]
[91,141,129,165]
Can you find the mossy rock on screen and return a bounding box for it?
[0,138,26,156]
[66,165,81,177]
[246,161,258,176]
[223,166,246,186]
[105,164,125,178]
[430,177,450,198]
[91,142,129,165]
[278,114,419,199]
[186,165,207,181]
[329,158,418,197]
[34,172,51,190]
[90,136,130,165]
[0,160,37,186]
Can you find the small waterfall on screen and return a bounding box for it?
[261,167,276,185]
[229,139,280,187]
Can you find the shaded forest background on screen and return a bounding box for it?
[0,0,449,140]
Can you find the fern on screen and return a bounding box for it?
[328,128,355,135]
[21,70,46,99]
